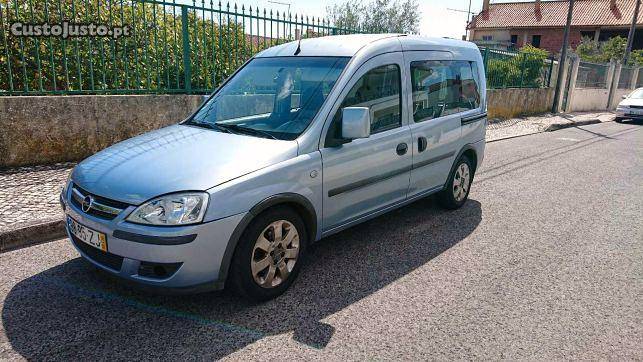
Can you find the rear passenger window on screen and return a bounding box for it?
[328,64,402,139]
[411,60,480,123]
[459,62,481,111]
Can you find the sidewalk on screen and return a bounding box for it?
[0,111,616,252]
[487,111,614,142]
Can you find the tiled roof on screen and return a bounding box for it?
[469,0,643,29]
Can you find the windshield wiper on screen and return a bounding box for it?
[186,121,233,134]
[215,123,278,140]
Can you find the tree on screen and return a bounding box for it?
[326,0,420,34]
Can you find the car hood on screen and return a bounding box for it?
[619,97,643,106]
[72,125,298,205]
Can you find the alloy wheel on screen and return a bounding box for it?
[453,163,471,202]
[250,220,300,288]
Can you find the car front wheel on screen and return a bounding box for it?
[229,206,307,301]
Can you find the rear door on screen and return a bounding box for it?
[320,52,412,232]
[403,51,463,197]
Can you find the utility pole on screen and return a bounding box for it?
[466,0,473,39]
[623,0,641,65]
[552,0,575,113]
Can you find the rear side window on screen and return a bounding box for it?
[410,60,480,123]
[327,64,402,143]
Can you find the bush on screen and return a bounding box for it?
[485,45,549,88]
[0,0,299,93]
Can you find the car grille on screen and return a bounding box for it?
[70,184,130,220]
[629,105,643,109]
[70,234,124,271]
[138,261,183,279]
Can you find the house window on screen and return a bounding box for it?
[482,35,493,41]
[531,35,541,48]
[580,30,595,40]
[510,34,518,45]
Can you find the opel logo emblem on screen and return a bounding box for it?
[81,195,93,213]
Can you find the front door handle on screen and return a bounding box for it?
[418,137,427,153]
[396,143,408,156]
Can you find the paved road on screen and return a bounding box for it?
[1,122,641,360]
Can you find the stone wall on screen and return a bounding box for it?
[0,95,204,168]
[487,87,555,119]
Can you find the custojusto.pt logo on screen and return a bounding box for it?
[10,21,131,39]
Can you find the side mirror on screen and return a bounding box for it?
[341,107,371,140]
[622,95,628,99]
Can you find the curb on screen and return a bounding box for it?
[0,218,66,253]
[487,119,604,143]
[543,118,602,132]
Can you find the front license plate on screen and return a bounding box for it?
[67,216,107,252]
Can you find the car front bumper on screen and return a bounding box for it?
[615,109,643,119]
[60,187,246,292]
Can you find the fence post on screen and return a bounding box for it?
[630,67,639,89]
[483,47,489,70]
[606,61,620,110]
[519,52,527,88]
[547,56,555,87]
[563,55,580,112]
[181,6,192,93]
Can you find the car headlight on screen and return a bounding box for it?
[617,105,629,111]
[126,192,209,226]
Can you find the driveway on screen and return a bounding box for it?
[1,121,641,360]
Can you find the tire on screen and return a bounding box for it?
[228,206,307,302]
[614,117,624,123]
[438,155,474,210]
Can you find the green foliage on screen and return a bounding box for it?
[485,45,550,88]
[0,0,343,94]
[629,49,643,65]
[326,0,419,33]
[575,35,642,65]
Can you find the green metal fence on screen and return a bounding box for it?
[0,0,362,95]
[481,47,555,89]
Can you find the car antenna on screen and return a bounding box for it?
[294,36,302,55]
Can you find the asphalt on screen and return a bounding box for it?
[0,121,641,360]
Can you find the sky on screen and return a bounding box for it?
[218,0,487,40]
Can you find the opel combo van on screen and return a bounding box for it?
[61,34,487,301]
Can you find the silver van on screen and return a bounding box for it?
[60,34,487,301]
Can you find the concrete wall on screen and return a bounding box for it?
[567,88,611,112]
[0,95,204,168]
[610,89,631,109]
[487,87,555,119]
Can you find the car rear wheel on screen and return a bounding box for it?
[438,155,474,210]
[229,206,307,301]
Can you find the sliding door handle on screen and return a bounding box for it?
[418,137,427,152]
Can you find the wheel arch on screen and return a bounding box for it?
[443,144,479,192]
[216,193,317,288]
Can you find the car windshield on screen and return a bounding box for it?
[186,56,350,140]
[629,88,643,99]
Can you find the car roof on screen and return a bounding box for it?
[255,34,479,58]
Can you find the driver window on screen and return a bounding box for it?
[325,64,401,145]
